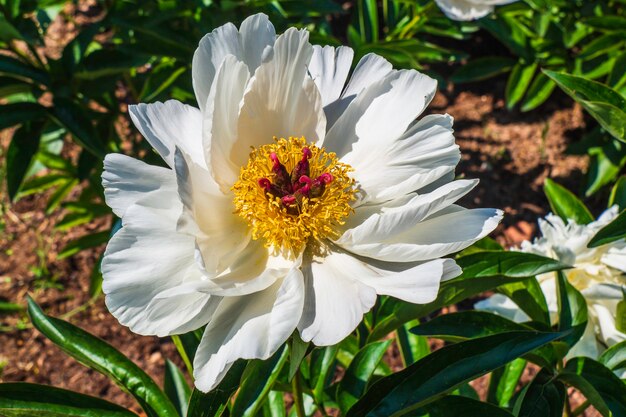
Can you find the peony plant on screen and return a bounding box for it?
[2,11,626,417]
[101,13,502,392]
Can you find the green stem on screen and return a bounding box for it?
[292,371,306,417]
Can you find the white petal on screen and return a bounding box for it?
[102,153,176,219]
[339,206,503,262]
[591,302,626,347]
[325,69,436,161]
[174,148,257,275]
[205,55,250,190]
[236,28,325,165]
[350,114,460,202]
[342,53,393,100]
[567,319,600,359]
[320,252,454,304]
[298,253,377,345]
[337,180,480,249]
[193,266,304,392]
[474,294,530,322]
[323,53,392,130]
[128,101,203,168]
[192,22,242,112]
[102,212,214,337]
[309,45,354,107]
[582,283,625,300]
[602,243,626,273]
[435,0,515,21]
[239,13,276,75]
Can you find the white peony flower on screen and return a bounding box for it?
[477,207,626,360]
[435,0,518,21]
[101,14,502,392]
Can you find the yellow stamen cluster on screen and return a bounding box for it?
[232,136,355,259]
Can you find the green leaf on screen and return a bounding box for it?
[171,330,202,377]
[187,360,247,417]
[487,358,526,408]
[559,357,626,417]
[369,251,568,341]
[578,33,626,60]
[347,330,568,417]
[450,57,515,83]
[498,278,550,324]
[608,52,626,90]
[6,121,43,200]
[456,251,570,279]
[515,368,565,417]
[0,301,23,314]
[544,178,594,224]
[26,298,178,417]
[76,49,148,80]
[599,340,626,372]
[45,177,78,215]
[232,346,288,417]
[0,55,50,85]
[262,391,286,417]
[417,395,515,417]
[163,360,190,417]
[0,102,46,130]
[338,340,392,414]
[410,311,529,340]
[556,271,588,349]
[289,332,310,381]
[588,210,626,247]
[0,382,137,417]
[544,70,626,142]
[49,97,106,157]
[520,72,556,112]
[583,16,626,31]
[57,230,110,259]
[585,139,626,196]
[505,61,537,109]
[310,346,338,405]
[609,176,626,211]
[583,101,626,143]
[396,321,429,366]
[16,173,67,199]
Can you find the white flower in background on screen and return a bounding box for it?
[477,207,626,360]
[435,0,518,21]
[101,14,502,392]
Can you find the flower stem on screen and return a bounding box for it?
[292,371,306,417]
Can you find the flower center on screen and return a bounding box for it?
[232,136,355,258]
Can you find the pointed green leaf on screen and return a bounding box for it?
[418,395,515,417]
[559,357,626,417]
[450,57,515,84]
[347,330,568,417]
[515,368,565,417]
[232,346,289,417]
[599,340,626,372]
[338,340,392,414]
[0,102,46,131]
[187,360,247,417]
[544,178,594,224]
[164,360,190,417]
[0,382,137,417]
[26,298,178,417]
[588,210,626,248]
[6,121,43,200]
